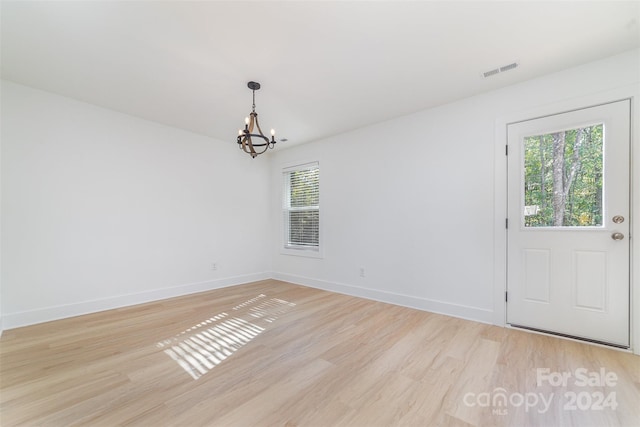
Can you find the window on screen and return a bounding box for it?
[282,162,320,254]
[522,124,603,227]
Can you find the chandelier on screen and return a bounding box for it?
[237,81,276,158]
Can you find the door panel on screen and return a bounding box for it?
[507,100,630,347]
[523,249,550,303]
[573,250,606,311]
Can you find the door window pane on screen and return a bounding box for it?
[523,124,603,227]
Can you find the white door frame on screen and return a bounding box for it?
[493,85,638,354]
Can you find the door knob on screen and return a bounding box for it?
[611,232,624,241]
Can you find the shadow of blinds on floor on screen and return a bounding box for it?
[157,294,296,380]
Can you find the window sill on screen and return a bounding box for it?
[281,246,323,259]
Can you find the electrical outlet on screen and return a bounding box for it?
[211,262,218,271]
[359,267,365,278]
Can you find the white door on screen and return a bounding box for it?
[507,100,630,348]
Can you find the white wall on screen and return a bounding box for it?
[1,81,272,329]
[270,50,640,330]
[0,83,3,335]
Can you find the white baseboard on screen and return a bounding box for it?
[2,272,271,330]
[273,272,494,324]
[3,271,495,330]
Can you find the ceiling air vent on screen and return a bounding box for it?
[483,68,500,78]
[482,61,519,78]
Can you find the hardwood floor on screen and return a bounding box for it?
[1,280,638,426]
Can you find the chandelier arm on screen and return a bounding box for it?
[237,134,273,158]
[239,136,250,155]
[244,135,258,157]
[253,114,266,140]
[251,140,270,156]
[248,112,256,134]
[242,134,270,147]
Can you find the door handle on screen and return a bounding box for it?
[611,232,624,241]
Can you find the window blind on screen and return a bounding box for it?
[283,163,319,250]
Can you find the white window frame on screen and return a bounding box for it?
[281,161,322,258]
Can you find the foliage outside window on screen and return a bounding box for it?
[283,163,320,251]
[523,124,603,227]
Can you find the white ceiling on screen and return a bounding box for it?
[2,1,639,147]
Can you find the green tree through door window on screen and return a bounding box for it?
[523,124,603,227]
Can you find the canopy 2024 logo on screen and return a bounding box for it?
[462,368,618,416]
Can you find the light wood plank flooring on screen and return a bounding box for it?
[1,280,638,426]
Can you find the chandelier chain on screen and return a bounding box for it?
[252,89,256,113]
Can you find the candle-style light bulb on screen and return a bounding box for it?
[271,129,275,136]
[245,117,250,125]
[238,129,243,136]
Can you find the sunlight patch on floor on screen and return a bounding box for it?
[158,294,296,380]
